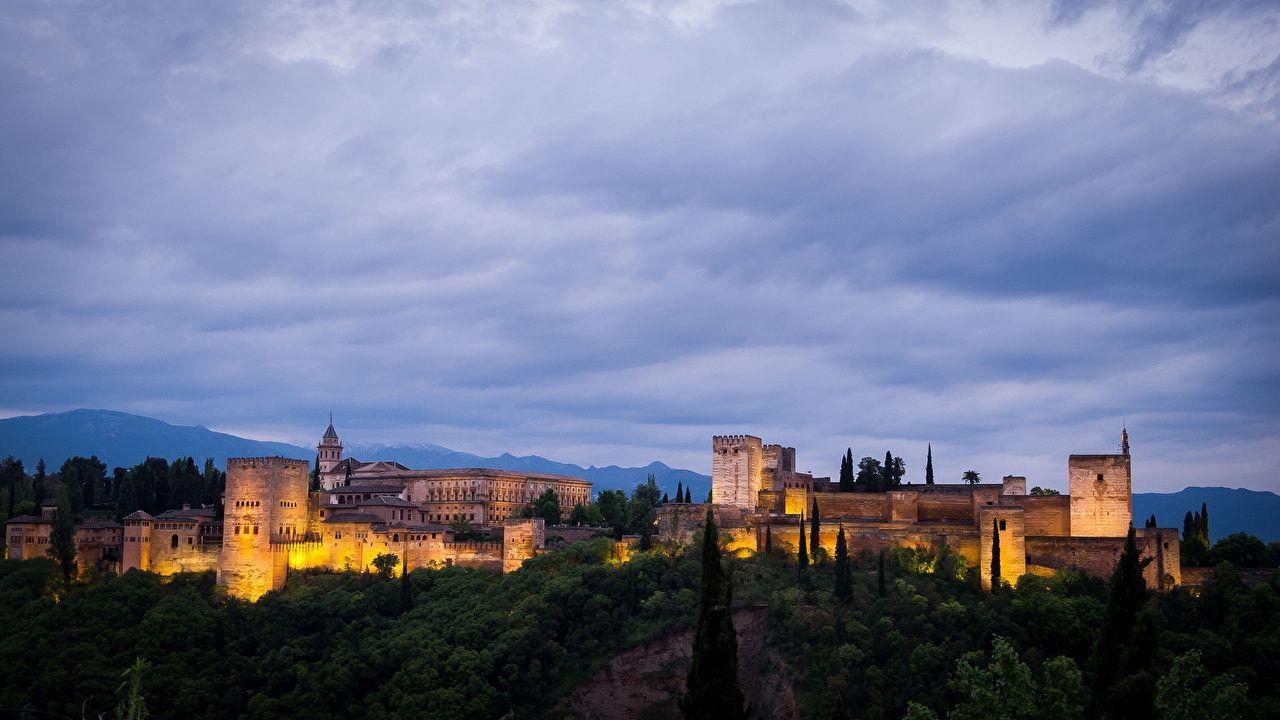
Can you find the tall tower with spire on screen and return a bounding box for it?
[317,415,343,474]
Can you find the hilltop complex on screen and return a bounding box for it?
[5,421,591,599]
[658,428,1181,589]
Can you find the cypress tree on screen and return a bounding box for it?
[883,451,894,492]
[834,526,851,602]
[680,509,745,720]
[1182,510,1194,540]
[925,444,934,485]
[1201,502,1209,540]
[764,523,773,554]
[798,513,808,573]
[991,518,1002,591]
[309,454,321,492]
[685,487,692,504]
[34,459,47,507]
[399,557,413,614]
[706,488,712,503]
[1089,526,1152,720]
[809,497,820,561]
[839,449,854,492]
[676,481,684,503]
[662,492,669,504]
[50,491,77,591]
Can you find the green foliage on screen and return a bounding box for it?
[532,488,561,526]
[810,498,820,562]
[962,470,981,485]
[991,519,1001,591]
[680,509,744,720]
[1206,532,1274,568]
[834,527,851,602]
[839,448,855,492]
[856,456,882,491]
[948,638,1037,720]
[1089,526,1153,720]
[116,657,150,720]
[371,553,399,579]
[925,444,934,485]
[49,491,77,590]
[1029,486,1060,496]
[1155,650,1248,720]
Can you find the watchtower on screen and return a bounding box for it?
[712,435,763,510]
[1068,453,1132,537]
[218,457,310,600]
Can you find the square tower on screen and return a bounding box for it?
[1068,454,1132,537]
[712,435,763,509]
[218,457,311,600]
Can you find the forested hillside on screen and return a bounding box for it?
[1,537,1277,719]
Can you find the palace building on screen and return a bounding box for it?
[7,421,592,600]
[658,428,1182,589]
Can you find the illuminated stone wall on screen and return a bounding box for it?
[813,492,888,520]
[978,506,1026,589]
[502,518,546,572]
[1002,476,1027,495]
[916,494,972,523]
[1022,495,1070,536]
[712,435,763,509]
[219,457,310,601]
[1026,528,1180,588]
[1068,455,1132,537]
[149,518,218,575]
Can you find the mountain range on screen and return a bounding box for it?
[0,409,711,497]
[1,409,1276,541]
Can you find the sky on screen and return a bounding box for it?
[1,0,1278,492]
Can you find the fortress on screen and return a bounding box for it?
[658,429,1182,589]
[6,421,591,600]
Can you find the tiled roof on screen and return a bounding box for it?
[123,510,154,521]
[4,515,49,525]
[358,496,418,508]
[322,513,384,524]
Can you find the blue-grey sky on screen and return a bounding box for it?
[2,0,1278,492]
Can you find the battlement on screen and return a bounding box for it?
[227,457,311,469]
[713,434,761,446]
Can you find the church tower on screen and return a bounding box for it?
[317,416,343,474]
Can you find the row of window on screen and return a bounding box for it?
[234,500,260,508]
[233,525,260,535]
[279,500,299,508]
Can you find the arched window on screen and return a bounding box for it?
[392,533,399,542]
[170,534,179,549]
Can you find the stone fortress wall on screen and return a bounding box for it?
[660,428,1181,590]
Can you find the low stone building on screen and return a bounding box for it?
[661,429,1181,590]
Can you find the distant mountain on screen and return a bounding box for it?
[0,409,710,497]
[0,409,312,469]
[347,443,711,497]
[6,411,1274,539]
[1134,487,1280,543]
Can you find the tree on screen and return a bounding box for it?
[764,523,773,554]
[115,658,150,720]
[60,461,83,514]
[990,518,1001,591]
[597,489,628,531]
[809,497,820,561]
[685,487,692,503]
[49,490,77,590]
[1144,514,1157,528]
[310,454,320,492]
[1201,502,1210,540]
[680,508,745,720]
[797,513,809,575]
[839,448,854,492]
[1089,525,1153,720]
[877,548,887,598]
[676,481,684,503]
[962,470,981,485]
[856,456,882,492]
[834,526,851,602]
[34,458,47,507]
[662,492,669,503]
[1030,486,1060,496]
[948,637,1037,720]
[883,451,904,488]
[370,552,398,579]
[399,556,413,613]
[1206,532,1269,567]
[925,444,934,485]
[1155,650,1248,720]
[533,488,561,526]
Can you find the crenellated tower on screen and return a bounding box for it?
[712,435,764,510]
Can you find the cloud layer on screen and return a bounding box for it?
[2,0,1277,492]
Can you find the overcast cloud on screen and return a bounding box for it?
[1,0,1277,492]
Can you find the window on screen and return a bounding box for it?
[1096,473,1104,483]
[998,519,1006,531]
[253,525,259,534]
